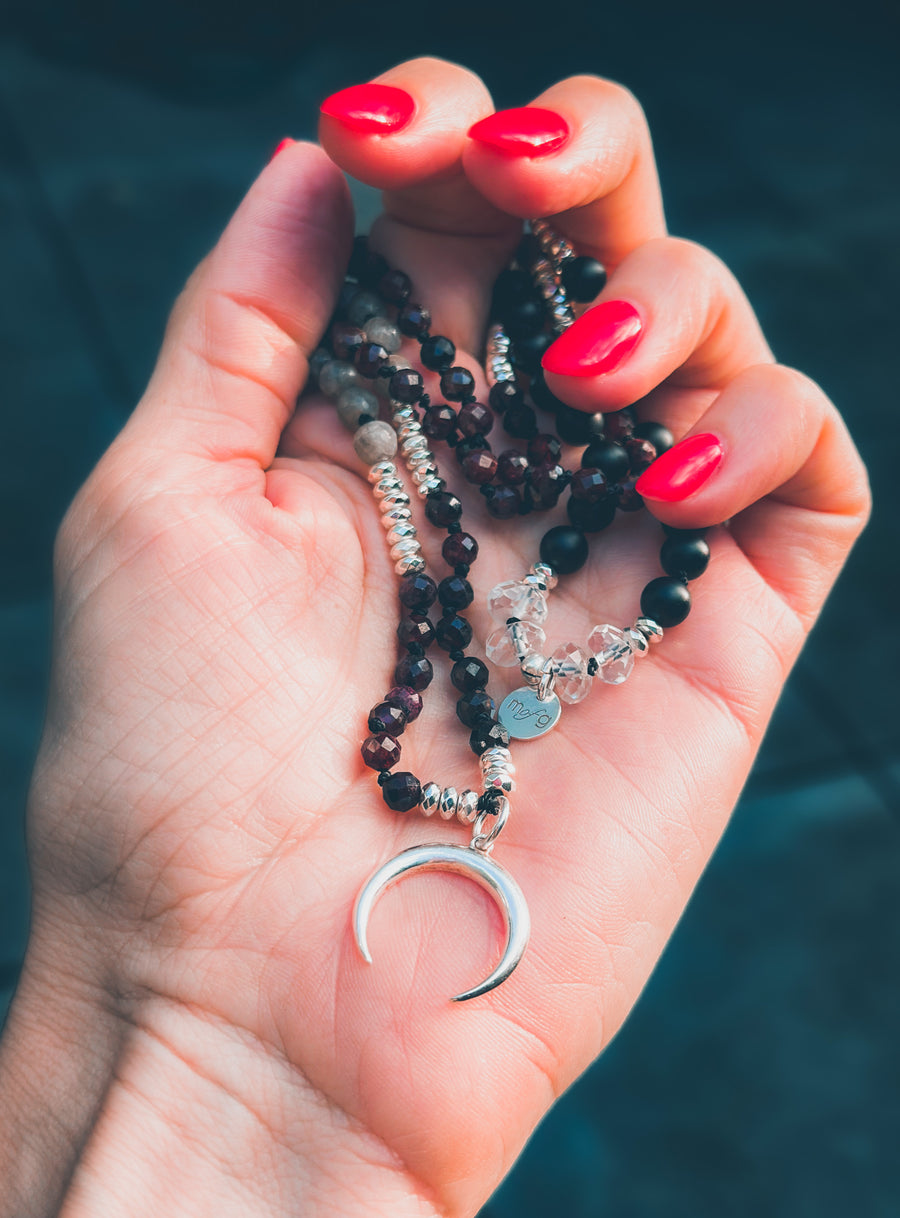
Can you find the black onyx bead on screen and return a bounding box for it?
[560,255,607,302]
[378,268,412,305]
[461,450,498,484]
[581,439,630,481]
[511,330,554,375]
[624,436,657,473]
[361,733,401,770]
[503,405,538,439]
[451,656,489,692]
[457,401,493,437]
[368,701,408,736]
[397,614,435,648]
[438,575,473,609]
[425,491,463,527]
[641,576,692,626]
[662,523,709,539]
[567,495,617,533]
[456,689,495,728]
[502,295,545,339]
[420,334,456,371]
[398,573,437,610]
[603,408,636,441]
[389,368,425,404]
[634,421,674,455]
[660,535,710,580]
[442,531,478,566]
[556,405,605,445]
[436,613,473,651]
[616,478,644,512]
[540,525,589,575]
[385,685,423,722]
[355,342,389,378]
[440,366,477,402]
[489,381,522,413]
[330,322,365,362]
[381,771,422,813]
[422,404,457,440]
[348,238,389,288]
[497,449,529,485]
[469,719,511,756]
[569,467,609,503]
[397,301,431,338]
[529,369,567,414]
[528,433,562,464]
[492,267,533,310]
[394,654,434,691]
[515,231,542,267]
[486,484,520,519]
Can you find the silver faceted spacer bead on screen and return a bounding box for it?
[417,475,444,498]
[456,790,479,825]
[625,627,649,657]
[369,460,397,484]
[390,537,421,562]
[373,476,405,500]
[396,419,422,442]
[530,561,558,590]
[519,651,546,688]
[481,746,513,770]
[396,553,425,575]
[412,462,440,485]
[635,617,664,644]
[379,491,412,513]
[483,771,515,793]
[420,782,441,817]
[439,787,459,820]
[386,522,417,546]
[380,504,413,527]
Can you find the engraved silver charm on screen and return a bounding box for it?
[498,686,562,740]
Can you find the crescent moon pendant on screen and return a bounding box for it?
[353,843,531,1002]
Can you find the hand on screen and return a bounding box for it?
[0,58,869,1218]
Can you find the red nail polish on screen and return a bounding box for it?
[467,107,570,157]
[320,83,415,135]
[541,301,643,377]
[269,137,294,162]
[635,433,724,502]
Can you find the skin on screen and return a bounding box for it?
[0,57,869,1218]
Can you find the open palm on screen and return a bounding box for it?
[14,60,868,1217]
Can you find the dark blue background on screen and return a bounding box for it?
[1,1,898,1212]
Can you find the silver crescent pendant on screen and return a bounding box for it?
[353,843,531,1002]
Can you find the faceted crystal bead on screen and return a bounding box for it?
[486,621,546,667]
[551,643,591,704]
[487,580,548,625]
[588,624,635,685]
[361,733,401,770]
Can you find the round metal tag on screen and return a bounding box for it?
[498,686,561,740]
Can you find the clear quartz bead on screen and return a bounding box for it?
[588,624,635,685]
[487,580,549,625]
[551,643,591,704]
[486,621,546,667]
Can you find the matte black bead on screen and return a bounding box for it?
[560,255,607,302]
[503,405,538,439]
[529,368,566,414]
[485,484,520,519]
[634,421,674,455]
[420,334,456,371]
[662,523,710,538]
[397,614,435,648]
[378,268,412,305]
[398,573,437,610]
[660,535,710,580]
[641,576,692,626]
[489,381,522,413]
[424,491,463,527]
[451,656,489,692]
[349,237,389,288]
[381,771,422,813]
[438,575,474,609]
[540,525,589,574]
[556,405,605,446]
[492,267,534,310]
[394,653,434,691]
[456,689,495,728]
[355,342,389,378]
[422,404,457,440]
[389,368,425,403]
[567,495,617,533]
[440,366,477,401]
[470,719,511,755]
[502,295,545,339]
[368,701,408,735]
[436,613,473,651]
[397,301,431,338]
[581,439,630,481]
[510,330,554,375]
[516,231,542,267]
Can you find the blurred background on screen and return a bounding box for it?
[1,0,898,1213]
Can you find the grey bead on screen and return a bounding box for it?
[309,347,331,387]
[354,420,398,465]
[365,317,402,353]
[346,289,382,328]
[318,359,360,399]
[337,386,379,431]
[420,782,441,817]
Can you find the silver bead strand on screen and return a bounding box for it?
[366,459,425,576]
[485,321,516,388]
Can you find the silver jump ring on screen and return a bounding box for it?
[537,658,557,702]
[470,795,510,854]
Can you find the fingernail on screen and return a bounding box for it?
[635,433,724,501]
[541,301,643,377]
[467,107,570,157]
[269,137,294,162]
[320,83,415,135]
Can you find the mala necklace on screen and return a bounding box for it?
[310,223,710,1000]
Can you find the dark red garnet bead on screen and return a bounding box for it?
[397,301,431,337]
[368,702,408,735]
[603,408,636,441]
[425,491,463,527]
[422,404,457,440]
[420,334,456,371]
[469,719,511,755]
[457,401,493,437]
[616,477,644,512]
[381,771,422,812]
[456,689,495,728]
[438,575,474,609]
[570,467,610,503]
[389,368,425,404]
[461,450,498,485]
[436,613,473,650]
[440,366,476,401]
[624,436,657,472]
[442,531,478,566]
[378,268,412,305]
[497,450,529,485]
[330,322,365,361]
[355,342,389,378]
[394,653,434,691]
[399,572,437,610]
[489,381,522,413]
[528,433,562,465]
[485,484,520,519]
[385,685,423,722]
[361,733,401,770]
[397,614,435,648]
[451,656,489,691]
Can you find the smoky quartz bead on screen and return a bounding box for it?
[389,368,425,403]
[425,492,463,527]
[440,366,477,401]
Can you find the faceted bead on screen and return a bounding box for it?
[451,656,489,691]
[336,386,379,431]
[588,624,635,685]
[378,269,412,305]
[485,485,520,519]
[438,575,473,609]
[419,781,441,816]
[368,701,408,735]
[330,322,366,362]
[397,301,431,338]
[318,359,360,399]
[457,401,494,436]
[567,495,617,533]
[625,627,650,657]
[397,614,435,648]
[309,347,331,388]
[353,420,397,464]
[496,450,529,485]
[560,255,607,302]
[381,771,422,813]
[394,654,434,691]
[424,491,462,527]
[540,525,589,575]
[582,439,630,481]
[616,478,644,512]
[634,420,674,455]
[389,368,425,404]
[385,685,423,722]
[503,404,537,439]
[440,366,476,401]
[569,467,610,503]
[365,317,402,353]
[345,289,382,328]
[526,462,567,510]
[660,535,711,580]
[361,733,401,770]
[492,266,533,310]
[551,643,592,704]
[487,580,548,625]
[641,577,691,627]
[422,404,457,440]
[399,573,437,610]
[486,621,546,667]
[457,689,495,727]
[436,613,472,651]
[355,342,389,379]
[470,720,511,756]
[489,381,522,413]
[602,407,636,441]
[528,434,562,465]
[442,531,478,566]
[454,435,489,465]
[461,450,498,484]
[420,334,456,371]
[624,436,657,473]
[348,239,387,285]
